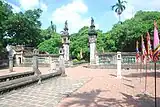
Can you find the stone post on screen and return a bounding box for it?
[9,56,14,72]
[50,56,56,72]
[32,49,41,83]
[117,52,122,78]
[6,45,15,72]
[59,48,66,77]
[88,17,97,65]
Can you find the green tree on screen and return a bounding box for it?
[111,0,127,23]
[50,21,56,33]
[0,0,13,54]
[109,11,160,52]
[3,9,43,47]
[38,33,61,54]
[70,26,89,61]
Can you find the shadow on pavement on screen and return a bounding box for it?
[124,72,160,78]
[123,83,134,88]
[61,89,160,107]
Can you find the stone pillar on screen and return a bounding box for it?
[89,36,96,65]
[59,48,66,77]
[63,43,69,61]
[61,20,70,62]
[9,56,14,72]
[50,56,56,72]
[6,45,16,72]
[15,55,21,66]
[32,49,41,75]
[88,17,97,65]
[117,52,122,78]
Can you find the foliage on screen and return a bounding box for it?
[0,0,13,53]
[70,26,117,60]
[38,33,61,54]
[70,26,89,61]
[109,11,160,52]
[72,59,87,65]
[3,9,43,47]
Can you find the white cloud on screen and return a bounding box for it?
[19,0,48,11]
[7,2,21,13]
[52,0,99,34]
[129,0,160,10]
[121,3,135,20]
[19,0,39,10]
[40,3,47,12]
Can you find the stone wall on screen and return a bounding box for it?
[98,52,136,64]
[94,52,160,69]
[17,54,59,67]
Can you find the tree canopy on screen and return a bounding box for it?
[110,11,160,52]
[38,32,61,54]
[3,9,43,47]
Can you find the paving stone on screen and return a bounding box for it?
[0,77,91,107]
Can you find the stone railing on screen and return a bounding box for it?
[94,52,160,69]
[0,70,62,93]
[98,52,136,65]
[19,54,59,67]
[95,52,137,69]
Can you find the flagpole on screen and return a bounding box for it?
[140,54,142,82]
[145,58,148,93]
[137,59,138,72]
[154,62,157,107]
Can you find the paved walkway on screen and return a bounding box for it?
[0,65,160,107]
[0,76,91,107]
[58,66,160,107]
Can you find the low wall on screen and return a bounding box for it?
[98,52,136,65]
[16,54,59,67]
[90,52,160,69]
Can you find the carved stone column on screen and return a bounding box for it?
[61,20,70,62]
[88,17,97,65]
[59,48,66,77]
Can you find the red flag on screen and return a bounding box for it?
[153,21,160,62]
[146,32,153,61]
[141,35,147,62]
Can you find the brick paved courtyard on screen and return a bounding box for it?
[0,65,160,107]
[0,76,91,107]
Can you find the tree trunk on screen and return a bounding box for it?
[119,14,121,23]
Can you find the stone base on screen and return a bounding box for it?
[116,75,122,79]
[33,68,41,75]
[49,69,56,73]
[61,74,67,77]
[9,70,14,72]
[37,78,42,84]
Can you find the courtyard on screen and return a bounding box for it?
[0,65,159,107]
